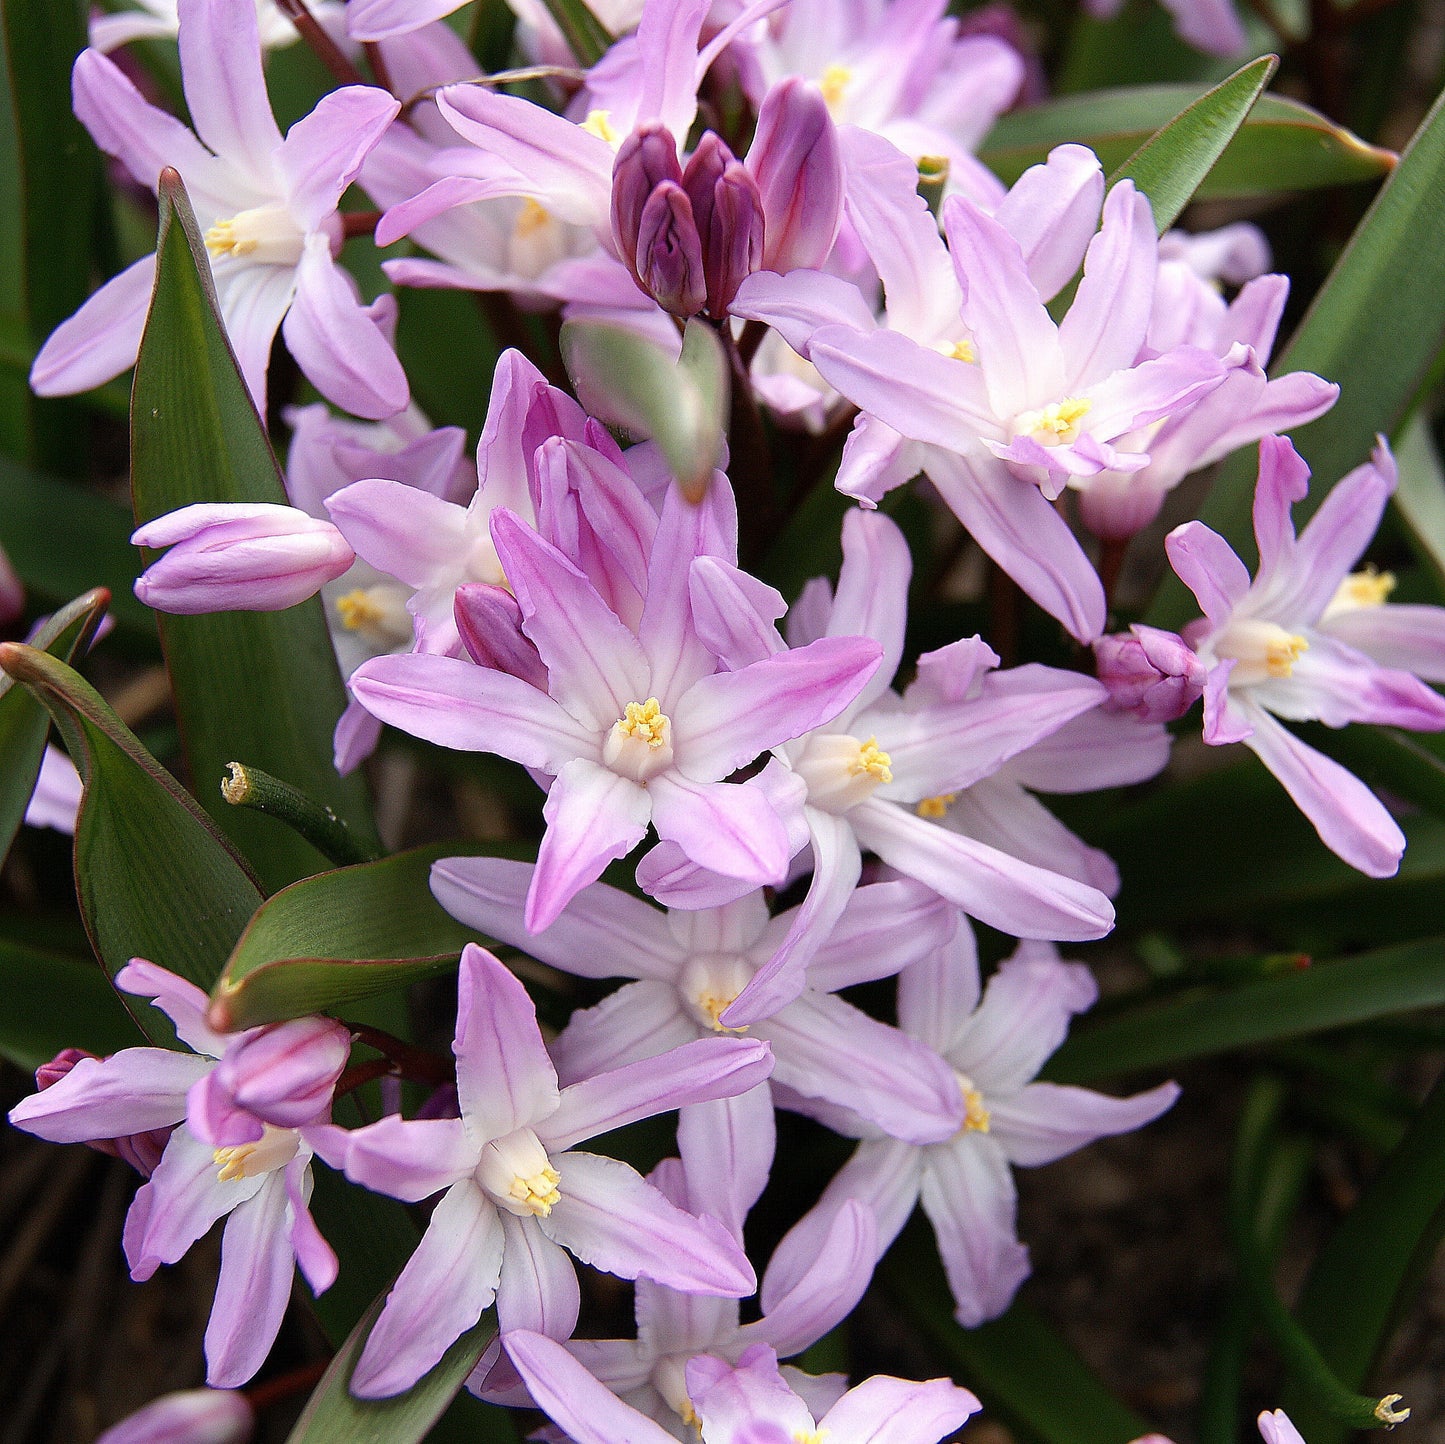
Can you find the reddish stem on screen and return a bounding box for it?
[341,209,382,240]
[350,1024,455,1087]
[244,1359,330,1413]
[274,0,367,87]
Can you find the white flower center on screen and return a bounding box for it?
[793,731,892,814]
[333,584,413,649]
[603,698,675,783]
[508,199,571,279]
[1214,618,1308,688]
[213,1124,300,1182]
[204,203,305,267]
[953,1071,991,1135]
[1013,397,1092,447]
[477,1126,561,1217]
[678,953,756,1032]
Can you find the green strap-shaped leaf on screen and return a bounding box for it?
[1282,1072,1445,1443]
[131,170,377,890]
[0,644,263,1025]
[981,84,1393,197]
[1108,57,1277,233]
[0,586,109,866]
[209,842,522,1029]
[1150,85,1445,624]
[1392,415,1445,596]
[531,0,610,67]
[1046,936,1445,1084]
[0,0,103,473]
[884,1226,1148,1444]
[286,1293,508,1444]
[0,934,144,1071]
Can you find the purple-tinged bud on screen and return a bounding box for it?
[611,123,685,291]
[96,1388,254,1444]
[683,134,764,316]
[635,184,707,318]
[132,504,355,614]
[1095,624,1207,723]
[188,1016,351,1147]
[455,583,549,689]
[0,541,22,626]
[33,1048,171,1176]
[746,78,843,274]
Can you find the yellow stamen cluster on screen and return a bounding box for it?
[205,218,255,258]
[849,737,893,783]
[916,792,956,819]
[698,993,749,1034]
[1016,397,1092,446]
[214,1144,257,1182]
[507,1164,562,1217]
[795,1429,828,1444]
[618,698,670,749]
[962,1084,991,1134]
[819,64,852,111]
[515,198,552,237]
[581,109,619,143]
[335,588,387,633]
[1335,567,1396,611]
[1264,632,1308,679]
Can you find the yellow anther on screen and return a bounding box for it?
[849,737,892,783]
[1375,1396,1409,1426]
[507,1164,562,1217]
[680,1402,701,1430]
[515,198,551,237]
[618,698,670,749]
[916,792,956,819]
[213,1145,255,1182]
[1265,632,1308,679]
[948,338,975,364]
[962,1085,991,1133]
[698,993,749,1034]
[1330,567,1396,613]
[335,588,386,633]
[795,1430,828,1444]
[205,218,254,258]
[581,109,619,143]
[1016,397,1093,446]
[819,64,852,111]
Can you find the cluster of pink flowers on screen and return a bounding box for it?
[9,0,1442,1438]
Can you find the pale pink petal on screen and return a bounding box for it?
[278,86,400,232]
[827,510,910,713]
[677,1086,776,1240]
[820,1375,981,1444]
[324,479,471,588]
[496,1213,580,1338]
[1165,520,1252,625]
[351,1180,505,1398]
[993,144,1103,301]
[9,1049,206,1141]
[551,981,696,1087]
[806,879,959,992]
[116,959,229,1056]
[347,0,465,39]
[989,1080,1180,1166]
[204,1173,293,1387]
[648,774,790,884]
[689,556,787,670]
[730,268,879,357]
[30,254,155,397]
[896,923,982,1056]
[218,261,297,417]
[1324,604,1445,684]
[333,1114,478,1202]
[284,1154,336,1294]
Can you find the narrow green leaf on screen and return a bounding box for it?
[1283,1073,1445,1443]
[885,1226,1148,1444]
[560,317,728,499]
[1392,415,1445,595]
[532,0,610,67]
[0,456,152,635]
[286,1295,500,1444]
[1047,936,1445,1084]
[209,843,516,1030]
[1108,57,1277,232]
[0,587,110,866]
[1150,86,1445,624]
[0,645,263,1022]
[0,0,103,474]
[131,171,377,889]
[0,936,144,1071]
[981,85,1394,197]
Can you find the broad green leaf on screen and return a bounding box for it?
[0,457,152,639]
[0,645,263,1027]
[131,171,378,890]
[885,1227,1148,1444]
[1047,936,1445,1084]
[0,935,144,1071]
[1283,1072,1445,1443]
[561,317,728,499]
[981,85,1394,197]
[1150,85,1445,624]
[1392,415,1445,595]
[286,1291,508,1444]
[209,843,518,1030]
[0,0,103,474]
[0,587,109,866]
[1108,57,1277,233]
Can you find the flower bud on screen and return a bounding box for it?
[455,583,548,689]
[746,79,843,274]
[1095,625,1207,723]
[683,133,764,316]
[188,1016,351,1147]
[96,1388,253,1444]
[133,504,355,614]
[635,184,707,318]
[0,541,23,626]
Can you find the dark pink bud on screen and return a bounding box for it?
[1095,625,1207,723]
[746,78,843,274]
[635,184,707,318]
[683,134,764,316]
[455,583,549,689]
[36,1047,95,1091]
[34,1049,170,1177]
[611,123,684,292]
[190,1016,351,1146]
